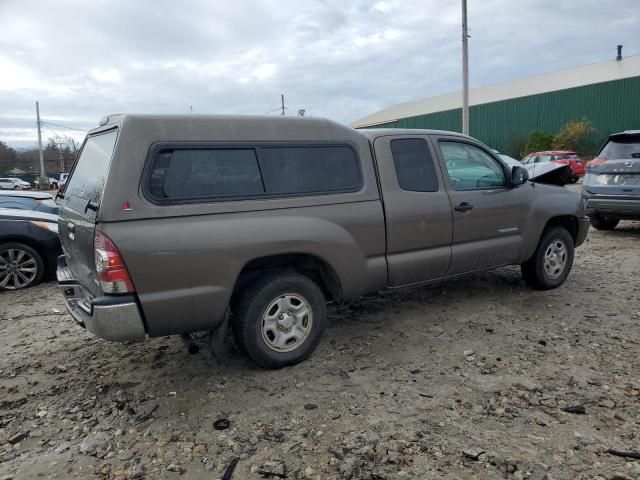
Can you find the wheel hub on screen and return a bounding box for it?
[261,293,313,353]
[543,239,567,279]
[277,312,295,331]
[0,248,38,290]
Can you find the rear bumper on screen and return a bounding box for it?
[584,196,640,218]
[56,255,147,341]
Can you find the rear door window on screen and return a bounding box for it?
[390,138,439,192]
[63,130,118,209]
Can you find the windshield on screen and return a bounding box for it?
[62,130,117,208]
[599,135,640,159]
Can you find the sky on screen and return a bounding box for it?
[0,0,637,148]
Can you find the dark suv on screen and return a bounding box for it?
[582,130,640,230]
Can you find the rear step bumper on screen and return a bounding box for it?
[57,255,147,341]
[585,197,640,218]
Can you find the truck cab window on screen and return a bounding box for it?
[390,138,439,192]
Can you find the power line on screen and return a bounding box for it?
[42,123,62,139]
[263,107,283,115]
[40,120,87,132]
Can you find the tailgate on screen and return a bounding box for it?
[585,159,640,196]
[58,129,118,297]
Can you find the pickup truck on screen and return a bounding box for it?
[56,115,589,368]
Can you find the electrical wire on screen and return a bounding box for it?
[40,120,88,133]
[263,107,284,115]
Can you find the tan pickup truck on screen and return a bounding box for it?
[57,115,588,368]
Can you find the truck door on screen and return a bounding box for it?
[431,135,530,275]
[373,135,453,286]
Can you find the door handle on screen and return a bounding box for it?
[454,202,474,212]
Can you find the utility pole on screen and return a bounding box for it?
[461,0,470,135]
[35,101,49,189]
[281,94,285,116]
[56,142,66,174]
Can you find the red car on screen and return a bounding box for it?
[521,151,585,183]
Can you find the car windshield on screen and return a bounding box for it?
[599,135,640,159]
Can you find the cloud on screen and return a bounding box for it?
[0,0,637,146]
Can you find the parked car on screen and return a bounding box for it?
[58,173,69,188]
[33,177,62,189]
[0,207,61,290]
[0,190,59,215]
[521,151,585,183]
[498,154,573,186]
[582,130,640,230]
[57,114,588,368]
[0,177,32,190]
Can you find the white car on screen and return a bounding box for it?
[0,177,32,190]
[59,173,69,188]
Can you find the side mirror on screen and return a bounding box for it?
[511,166,529,186]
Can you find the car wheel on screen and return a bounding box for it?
[588,214,619,231]
[0,243,45,291]
[232,272,326,369]
[521,227,574,290]
[569,176,579,183]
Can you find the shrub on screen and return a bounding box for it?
[524,130,554,156]
[552,119,598,157]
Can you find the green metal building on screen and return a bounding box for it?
[351,54,640,157]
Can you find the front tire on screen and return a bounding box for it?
[521,227,574,290]
[588,214,619,231]
[232,272,326,369]
[0,243,45,291]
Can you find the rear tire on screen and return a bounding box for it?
[569,176,579,183]
[232,272,326,369]
[0,242,45,291]
[588,214,619,231]
[521,227,574,290]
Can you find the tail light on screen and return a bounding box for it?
[587,158,606,169]
[94,231,135,294]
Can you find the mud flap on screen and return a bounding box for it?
[208,308,230,357]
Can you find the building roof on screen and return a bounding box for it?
[351,54,640,128]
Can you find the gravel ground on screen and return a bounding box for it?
[1,221,639,480]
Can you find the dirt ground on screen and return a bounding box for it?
[1,221,639,480]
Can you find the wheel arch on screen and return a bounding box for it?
[0,235,48,265]
[230,253,343,311]
[523,215,579,264]
[543,215,579,244]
